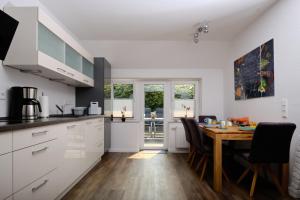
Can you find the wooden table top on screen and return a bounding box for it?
[199,125,254,140]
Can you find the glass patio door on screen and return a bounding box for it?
[143,83,166,149]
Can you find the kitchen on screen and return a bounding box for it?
[1,0,300,200]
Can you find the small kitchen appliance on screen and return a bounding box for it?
[88,102,101,115]
[21,87,42,120]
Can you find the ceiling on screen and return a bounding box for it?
[39,0,277,41]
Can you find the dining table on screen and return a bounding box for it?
[199,125,289,193]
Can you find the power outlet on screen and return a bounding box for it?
[0,91,7,101]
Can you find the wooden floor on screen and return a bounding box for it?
[62,151,293,200]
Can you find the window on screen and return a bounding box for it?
[112,82,134,117]
[104,81,112,117]
[173,82,196,118]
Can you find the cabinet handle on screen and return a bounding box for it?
[32,130,48,137]
[57,68,66,73]
[67,72,74,77]
[67,125,76,129]
[32,147,48,155]
[32,179,48,192]
[86,121,93,125]
[83,79,89,83]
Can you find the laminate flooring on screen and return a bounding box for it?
[62,151,293,200]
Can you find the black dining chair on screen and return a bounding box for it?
[186,118,230,182]
[236,122,296,197]
[198,115,217,123]
[180,118,195,164]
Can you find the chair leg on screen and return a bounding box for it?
[222,169,230,183]
[187,146,194,162]
[195,153,206,172]
[250,165,259,197]
[200,155,208,181]
[237,166,251,184]
[265,165,285,196]
[190,152,196,166]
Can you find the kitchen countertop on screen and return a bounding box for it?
[0,115,104,133]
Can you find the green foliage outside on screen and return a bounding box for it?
[104,84,111,99]
[108,83,195,112]
[144,85,164,111]
[113,84,133,99]
[175,84,195,99]
[145,91,164,111]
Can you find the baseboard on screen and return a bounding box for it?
[108,148,139,152]
[168,148,188,153]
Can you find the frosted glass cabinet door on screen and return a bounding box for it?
[38,23,65,63]
[82,58,94,78]
[65,44,82,72]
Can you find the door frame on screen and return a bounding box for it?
[138,80,169,150]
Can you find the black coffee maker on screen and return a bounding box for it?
[9,87,42,120]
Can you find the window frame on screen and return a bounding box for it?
[171,80,199,119]
[111,79,135,118]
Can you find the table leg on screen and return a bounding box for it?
[213,135,222,192]
[281,163,289,194]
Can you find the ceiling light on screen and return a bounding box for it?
[193,22,209,43]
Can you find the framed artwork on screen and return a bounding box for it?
[234,39,274,100]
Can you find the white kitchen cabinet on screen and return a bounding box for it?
[13,169,59,200]
[85,118,104,168]
[3,7,94,87]
[0,131,12,156]
[0,153,12,200]
[0,117,104,200]
[168,122,189,153]
[13,139,59,192]
[13,126,57,151]
[56,122,86,192]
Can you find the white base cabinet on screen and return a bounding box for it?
[13,169,59,200]
[0,153,12,200]
[0,117,104,200]
[0,131,12,200]
[13,139,59,193]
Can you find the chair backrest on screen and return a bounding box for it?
[249,122,296,163]
[180,118,191,144]
[198,115,217,123]
[186,118,204,152]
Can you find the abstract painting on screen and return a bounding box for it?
[234,39,274,100]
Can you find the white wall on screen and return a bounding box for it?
[83,40,229,119]
[0,0,80,117]
[83,40,229,152]
[224,0,300,190]
[83,40,229,69]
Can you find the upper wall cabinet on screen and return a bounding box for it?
[3,7,94,87]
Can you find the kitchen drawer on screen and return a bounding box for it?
[0,153,12,200]
[13,126,57,151]
[0,131,12,155]
[13,169,59,200]
[13,139,58,192]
